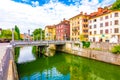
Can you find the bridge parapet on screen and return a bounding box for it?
[10,40,68,47]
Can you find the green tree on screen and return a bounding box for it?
[111,0,120,10]
[33,28,44,40]
[0,29,18,40]
[15,25,20,40]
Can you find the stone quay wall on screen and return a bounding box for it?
[90,42,120,51]
[48,42,120,66]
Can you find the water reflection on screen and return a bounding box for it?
[18,46,35,63]
[21,67,70,80]
[17,48,120,80]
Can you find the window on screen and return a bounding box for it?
[114,20,119,25]
[115,12,118,17]
[110,21,112,26]
[83,24,88,28]
[94,19,97,22]
[89,25,92,29]
[94,24,96,28]
[105,22,109,26]
[89,20,92,23]
[110,14,112,18]
[100,17,103,21]
[100,30,103,34]
[94,31,96,34]
[105,16,108,19]
[100,23,103,27]
[83,30,88,33]
[105,29,109,34]
[84,35,88,38]
[90,32,92,35]
[83,19,88,22]
[114,28,119,33]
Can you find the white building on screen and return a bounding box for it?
[88,7,120,43]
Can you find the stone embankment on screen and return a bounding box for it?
[71,42,120,66]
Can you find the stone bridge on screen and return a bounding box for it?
[10,40,83,56]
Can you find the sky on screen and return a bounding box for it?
[0,0,116,34]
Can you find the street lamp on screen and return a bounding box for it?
[12,28,14,41]
[40,29,42,41]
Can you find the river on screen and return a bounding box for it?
[17,46,120,80]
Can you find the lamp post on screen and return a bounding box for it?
[40,29,42,41]
[12,28,14,41]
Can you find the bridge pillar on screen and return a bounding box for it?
[44,44,56,56]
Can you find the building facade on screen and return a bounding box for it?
[45,25,56,40]
[56,19,70,40]
[70,12,89,41]
[89,7,120,42]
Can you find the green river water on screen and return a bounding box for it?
[17,46,120,80]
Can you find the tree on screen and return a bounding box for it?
[32,28,44,40]
[0,29,18,40]
[15,25,20,40]
[111,0,120,10]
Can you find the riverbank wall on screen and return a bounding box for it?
[55,42,120,66]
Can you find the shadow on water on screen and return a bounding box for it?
[17,46,120,80]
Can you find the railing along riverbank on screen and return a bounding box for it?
[0,47,11,80]
[0,45,18,80]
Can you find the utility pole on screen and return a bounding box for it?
[12,28,14,42]
[41,29,42,41]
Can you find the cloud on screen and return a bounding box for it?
[0,0,115,34]
[31,1,39,7]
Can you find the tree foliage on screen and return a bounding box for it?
[111,0,120,10]
[111,45,120,54]
[15,25,20,40]
[0,29,18,40]
[32,28,45,40]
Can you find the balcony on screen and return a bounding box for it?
[72,27,78,32]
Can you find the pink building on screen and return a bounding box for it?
[56,19,70,40]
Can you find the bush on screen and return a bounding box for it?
[111,45,120,54]
[82,41,90,48]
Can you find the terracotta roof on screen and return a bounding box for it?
[56,19,70,26]
[45,25,55,29]
[69,12,89,20]
[89,7,112,18]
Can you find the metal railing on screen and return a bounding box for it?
[0,48,11,80]
[10,40,70,47]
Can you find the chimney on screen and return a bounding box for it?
[84,13,87,15]
[80,11,83,15]
[63,18,65,21]
[98,7,103,12]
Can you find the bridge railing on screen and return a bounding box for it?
[0,47,11,80]
[10,40,70,46]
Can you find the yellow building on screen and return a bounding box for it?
[69,12,89,41]
[45,25,56,40]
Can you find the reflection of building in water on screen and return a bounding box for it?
[21,67,70,80]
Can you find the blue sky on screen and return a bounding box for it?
[0,0,116,33]
[13,0,104,6]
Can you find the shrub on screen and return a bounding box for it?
[111,45,120,54]
[82,41,91,48]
